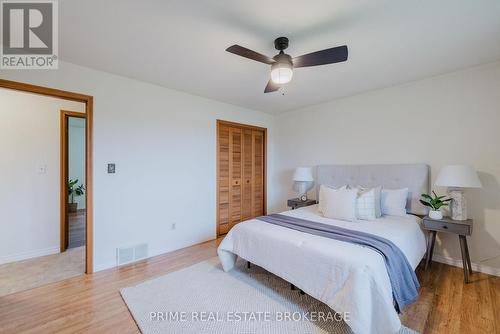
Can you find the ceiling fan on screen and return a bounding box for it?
[226,37,348,93]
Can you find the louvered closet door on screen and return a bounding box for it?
[241,129,253,221]
[229,127,242,228]
[217,122,265,236]
[218,125,231,235]
[252,130,264,217]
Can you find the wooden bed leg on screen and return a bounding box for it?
[247,261,251,269]
[291,284,296,290]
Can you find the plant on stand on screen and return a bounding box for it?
[68,179,85,213]
[420,191,451,219]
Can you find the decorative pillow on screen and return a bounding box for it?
[318,184,348,214]
[322,187,357,222]
[352,186,382,220]
[381,188,409,216]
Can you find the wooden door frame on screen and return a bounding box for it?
[61,110,87,253]
[0,79,94,274]
[216,119,267,237]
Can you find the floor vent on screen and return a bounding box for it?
[116,243,149,266]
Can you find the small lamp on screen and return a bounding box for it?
[293,167,314,201]
[434,165,482,220]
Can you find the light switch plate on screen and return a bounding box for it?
[107,163,116,174]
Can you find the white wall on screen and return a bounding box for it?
[0,88,85,264]
[0,61,274,271]
[3,59,499,275]
[68,117,86,209]
[270,61,500,274]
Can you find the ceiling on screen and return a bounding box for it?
[59,0,500,114]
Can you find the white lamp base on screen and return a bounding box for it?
[449,188,467,220]
[294,181,313,201]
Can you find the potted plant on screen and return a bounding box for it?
[68,179,85,213]
[420,191,451,219]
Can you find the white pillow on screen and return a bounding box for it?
[318,184,348,214]
[322,187,357,222]
[381,188,409,216]
[352,186,382,220]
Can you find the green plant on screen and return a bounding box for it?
[68,179,85,204]
[420,191,451,210]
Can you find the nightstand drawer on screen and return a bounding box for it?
[423,219,470,235]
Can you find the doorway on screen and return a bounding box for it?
[0,86,91,297]
[0,79,93,274]
[61,112,87,252]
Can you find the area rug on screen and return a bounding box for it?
[121,257,418,334]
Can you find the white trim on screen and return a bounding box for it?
[0,246,60,265]
[93,237,215,272]
[93,260,117,272]
[432,254,500,277]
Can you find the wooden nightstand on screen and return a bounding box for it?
[287,198,317,210]
[422,216,473,283]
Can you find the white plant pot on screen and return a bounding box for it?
[429,210,443,220]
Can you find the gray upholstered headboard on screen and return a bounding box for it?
[316,164,430,215]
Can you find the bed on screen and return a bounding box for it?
[218,164,429,334]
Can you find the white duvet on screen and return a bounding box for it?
[217,205,426,334]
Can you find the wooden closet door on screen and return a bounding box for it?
[229,127,242,228]
[217,121,266,236]
[217,125,231,234]
[241,129,253,221]
[252,130,264,217]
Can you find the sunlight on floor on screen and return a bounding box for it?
[0,246,85,297]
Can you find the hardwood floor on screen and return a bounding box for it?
[0,210,86,297]
[0,246,84,297]
[406,263,500,333]
[68,210,86,249]
[1,238,499,334]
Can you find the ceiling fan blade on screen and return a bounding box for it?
[264,80,280,93]
[292,45,348,68]
[226,45,275,65]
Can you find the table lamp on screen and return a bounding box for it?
[434,165,482,220]
[293,167,314,201]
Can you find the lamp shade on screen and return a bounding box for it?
[434,165,482,188]
[293,167,313,182]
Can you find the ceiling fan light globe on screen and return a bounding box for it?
[270,62,293,84]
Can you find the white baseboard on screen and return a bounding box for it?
[93,237,215,273]
[0,246,60,265]
[93,261,116,272]
[432,254,500,277]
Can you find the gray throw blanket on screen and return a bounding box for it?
[256,214,420,313]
